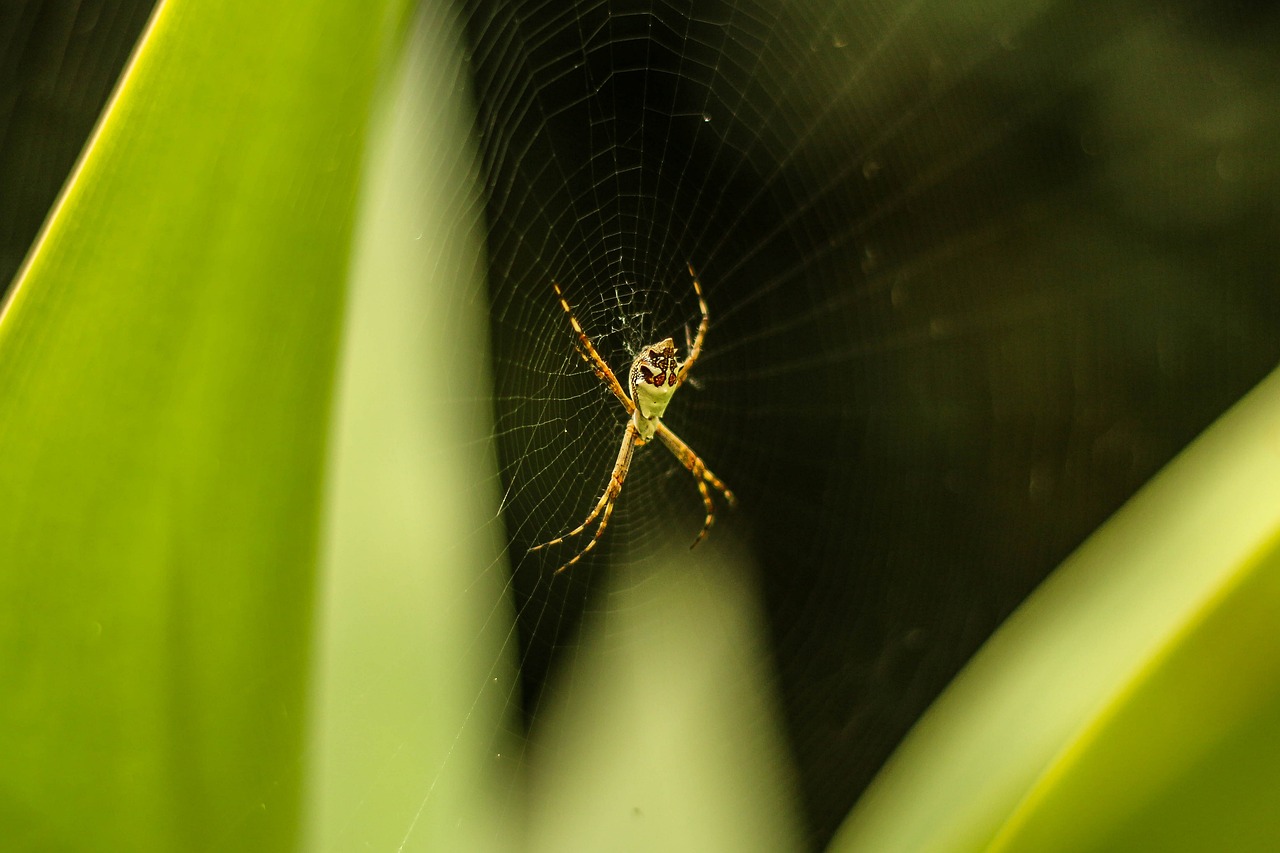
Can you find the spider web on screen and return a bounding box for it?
[442,0,1280,846]
[426,0,1280,846]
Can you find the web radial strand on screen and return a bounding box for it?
[469,0,1029,842]
[459,0,1280,846]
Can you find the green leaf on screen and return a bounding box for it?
[0,1,410,849]
[832,365,1280,851]
[300,6,522,850]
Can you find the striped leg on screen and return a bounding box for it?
[655,421,736,548]
[552,282,634,414]
[531,420,641,573]
[675,263,709,387]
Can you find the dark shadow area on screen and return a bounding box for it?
[0,0,156,295]
[464,0,1280,846]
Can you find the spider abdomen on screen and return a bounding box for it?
[629,336,680,427]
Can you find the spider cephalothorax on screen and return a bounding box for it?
[530,264,736,573]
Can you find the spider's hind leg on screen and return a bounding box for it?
[689,478,716,549]
[530,420,641,574]
[654,421,736,549]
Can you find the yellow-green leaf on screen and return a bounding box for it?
[833,365,1280,851]
[0,1,409,849]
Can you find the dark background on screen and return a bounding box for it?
[466,0,1280,846]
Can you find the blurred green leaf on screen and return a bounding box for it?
[833,365,1280,851]
[301,5,522,850]
[0,1,409,849]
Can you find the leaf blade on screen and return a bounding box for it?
[0,1,409,848]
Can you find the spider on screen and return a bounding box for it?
[530,263,736,574]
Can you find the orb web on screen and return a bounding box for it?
[440,0,1280,844]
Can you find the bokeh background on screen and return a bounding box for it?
[4,0,1280,848]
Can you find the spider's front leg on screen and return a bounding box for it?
[676,262,710,387]
[552,282,634,414]
[530,420,641,573]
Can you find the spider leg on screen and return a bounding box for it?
[552,282,635,414]
[654,421,736,548]
[675,262,710,387]
[530,420,640,573]
[688,478,716,549]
